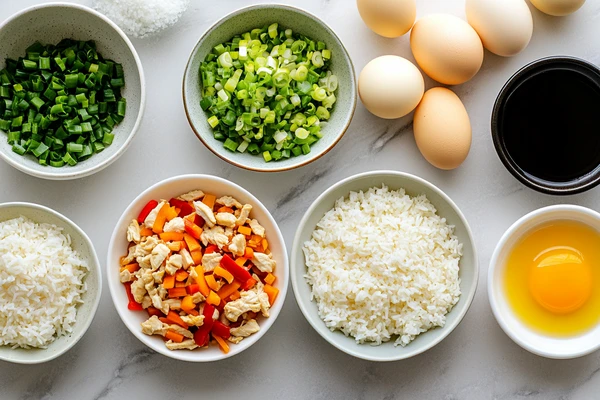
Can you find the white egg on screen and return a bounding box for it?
[466,0,533,57]
[358,56,424,119]
[530,0,586,16]
[357,0,416,38]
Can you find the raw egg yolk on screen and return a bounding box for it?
[529,247,593,314]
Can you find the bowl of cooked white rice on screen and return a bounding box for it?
[291,170,478,361]
[0,202,101,364]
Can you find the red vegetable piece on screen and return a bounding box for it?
[205,244,219,254]
[124,282,143,311]
[194,214,205,227]
[137,200,158,224]
[169,198,194,217]
[184,219,203,240]
[220,255,252,283]
[194,304,216,347]
[211,321,231,339]
[186,284,200,295]
[240,277,257,291]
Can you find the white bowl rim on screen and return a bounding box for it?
[106,173,289,362]
[0,201,102,364]
[290,169,479,361]
[182,2,357,173]
[0,2,146,180]
[488,204,600,359]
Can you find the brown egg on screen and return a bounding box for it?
[530,0,586,16]
[413,87,471,170]
[357,0,416,38]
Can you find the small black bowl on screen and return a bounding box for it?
[492,56,600,195]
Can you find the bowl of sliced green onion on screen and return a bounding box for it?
[183,4,356,172]
[0,3,145,180]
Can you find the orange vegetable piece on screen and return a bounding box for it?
[217,206,234,213]
[193,266,210,297]
[139,227,153,237]
[175,281,186,288]
[184,219,203,240]
[187,309,199,316]
[229,291,241,301]
[206,290,221,306]
[160,232,184,242]
[202,194,216,209]
[264,273,276,285]
[217,281,241,299]
[167,242,182,252]
[214,266,234,284]
[205,274,220,292]
[237,226,252,236]
[244,247,254,258]
[165,206,178,221]
[120,263,139,274]
[152,203,169,234]
[251,235,263,243]
[264,284,279,305]
[165,330,184,343]
[166,311,189,329]
[214,334,230,354]
[181,295,195,312]
[168,287,187,298]
[158,317,170,325]
[175,270,189,282]
[183,233,201,252]
[191,249,202,265]
[163,275,176,289]
[262,239,269,251]
[235,257,247,267]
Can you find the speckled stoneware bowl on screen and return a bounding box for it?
[0,202,102,364]
[291,171,478,361]
[183,4,357,172]
[0,3,145,180]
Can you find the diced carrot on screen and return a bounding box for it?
[163,275,176,289]
[168,287,187,298]
[244,247,254,258]
[237,225,252,236]
[214,334,230,353]
[159,317,171,325]
[165,206,178,221]
[217,206,234,213]
[264,273,276,285]
[160,232,184,242]
[202,194,216,209]
[214,266,234,284]
[181,295,195,312]
[187,309,199,316]
[193,266,210,297]
[140,227,154,237]
[183,233,201,252]
[205,274,220,291]
[152,203,169,234]
[120,263,139,273]
[191,249,202,265]
[175,270,189,282]
[206,290,221,306]
[184,219,203,240]
[262,239,269,251]
[229,291,241,301]
[165,330,184,343]
[167,241,182,252]
[175,281,186,288]
[235,257,247,267]
[217,280,241,299]
[264,284,279,305]
[166,311,189,329]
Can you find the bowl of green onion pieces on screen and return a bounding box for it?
[0,3,145,180]
[183,4,357,172]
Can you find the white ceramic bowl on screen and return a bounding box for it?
[0,202,102,364]
[0,3,145,180]
[489,205,600,359]
[107,174,289,362]
[291,170,478,361]
[183,4,356,172]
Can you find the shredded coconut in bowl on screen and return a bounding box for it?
[303,185,462,346]
[0,216,88,349]
[93,0,190,39]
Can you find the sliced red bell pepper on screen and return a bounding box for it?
[169,198,194,217]
[240,277,257,291]
[194,214,205,227]
[186,283,200,295]
[204,244,219,254]
[146,306,164,318]
[194,303,215,347]
[184,218,203,240]
[220,255,252,283]
[137,200,158,224]
[211,320,231,339]
[124,282,143,311]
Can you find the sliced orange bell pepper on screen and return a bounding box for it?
[163,275,176,289]
[264,273,276,285]
[184,219,203,240]
[193,266,210,297]
[206,290,221,306]
[167,241,182,252]
[166,311,189,329]
[139,227,154,237]
[165,206,178,221]
[120,263,139,273]
[244,247,254,259]
[165,330,184,343]
[235,257,247,267]
[205,274,220,292]
[183,233,201,252]
[160,232,184,242]
[264,284,279,305]
[217,281,241,299]
[152,203,169,234]
[262,238,269,251]
[168,287,187,298]
[237,225,252,236]
[214,266,234,284]
[217,206,234,213]
[202,194,216,209]
[181,295,195,313]
[229,291,241,301]
[190,249,202,265]
[175,270,189,282]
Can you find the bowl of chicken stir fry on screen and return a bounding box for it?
[107,174,288,361]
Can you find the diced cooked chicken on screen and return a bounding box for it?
[219,313,230,325]
[163,299,181,311]
[127,219,141,243]
[228,336,244,344]
[120,269,133,283]
[158,286,168,300]
[200,225,229,249]
[180,248,194,269]
[224,226,234,240]
[137,254,152,270]
[165,253,183,275]
[249,219,265,237]
[236,204,252,226]
[252,252,275,273]
[152,269,165,284]
[216,196,242,209]
[194,201,216,228]
[216,212,236,228]
[202,252,223,272]
[163,217,185,233]
[151,243,170,270]
[141,295,152,309]
[143,201,167,228]
[252,276,271,317]
[166,339,198,351]
[230,319,260,337]
[224,290,264,321]
[152,294,164,313]
[141,316,167,336]
[229,234,246,257]
[140,235,162,253]
[130,278,146,303]
[121,244,149,265]
[177,189,205,202]
[181,314,205,327]
[191,292,206,304]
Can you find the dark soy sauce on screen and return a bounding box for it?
[502,68,600,183]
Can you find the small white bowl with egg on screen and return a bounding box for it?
[0,202,102,364]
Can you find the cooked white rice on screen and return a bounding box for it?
[303,185,462,346]
[0,216,88,349]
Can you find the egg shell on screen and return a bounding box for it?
[466,0,533,57]
[410,14,484,85]
[414,87,471,170]
[357,0,416,38]
[530,0,586,16]
[358,55,424,119]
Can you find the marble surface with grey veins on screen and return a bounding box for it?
[2,0,600,399]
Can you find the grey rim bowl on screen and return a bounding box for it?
[0,2,145,180]
[0,202,102,364]
[182,4,357,172]
[291,170,479,361]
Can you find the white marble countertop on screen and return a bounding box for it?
[2,0,600,398]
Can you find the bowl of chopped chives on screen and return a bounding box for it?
[183,4,357,172]
[0,3,145,180]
